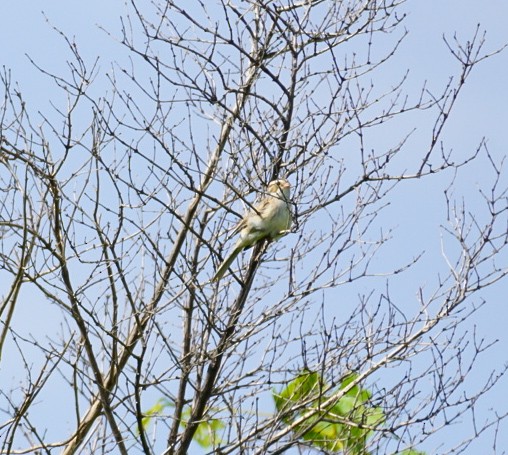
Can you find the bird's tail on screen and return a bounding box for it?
[212,245,243,281]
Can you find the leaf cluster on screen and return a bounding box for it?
[273,371,385,454]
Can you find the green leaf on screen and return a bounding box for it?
[140,399,225,449]
[365,406,385,427]
[193,417,225,448]
[140,398,172,430]
[273,371,386,454]
[301,420,345,451]
[340,373,371,402]
[332,395,357,415]
[274,370,323,415]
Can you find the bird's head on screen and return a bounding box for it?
[267,179,291,199]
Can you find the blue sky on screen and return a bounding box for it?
[1,1,508,454]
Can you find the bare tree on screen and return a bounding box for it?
[1,1,507,454]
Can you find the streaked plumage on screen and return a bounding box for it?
[212,179,292,281]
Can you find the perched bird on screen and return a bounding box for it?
[212,179,292,281]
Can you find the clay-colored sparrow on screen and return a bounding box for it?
[212,179,292,281]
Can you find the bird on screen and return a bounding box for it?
[212,179,292,281]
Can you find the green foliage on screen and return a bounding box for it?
[190,413,225,448]
[273,371,385,454]
[141,378,425,454]
[140,398,172,431]
[140,398,225,449]
[396,450,427,455]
